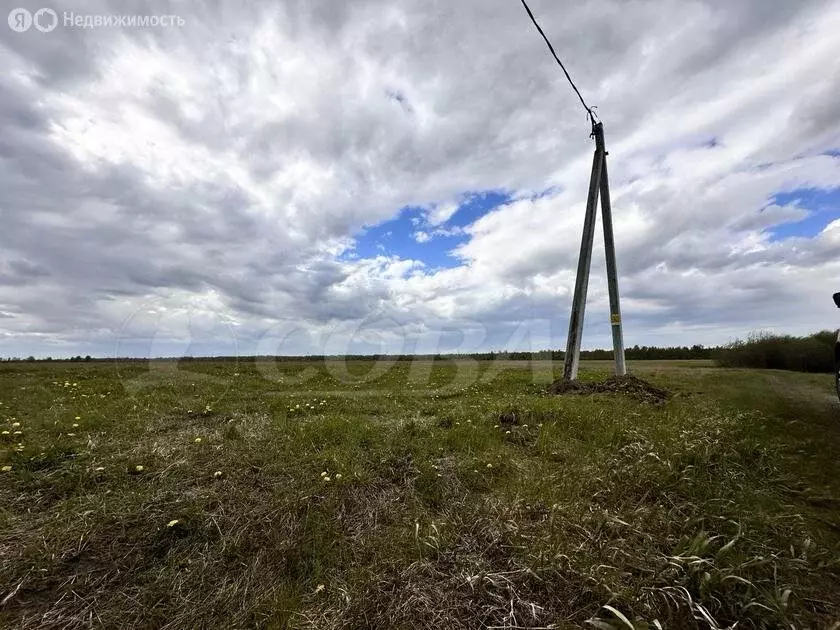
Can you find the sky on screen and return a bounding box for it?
[1,0,839,359]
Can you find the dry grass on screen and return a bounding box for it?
[1,359,839,629]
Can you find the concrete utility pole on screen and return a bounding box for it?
[563,122,626,381]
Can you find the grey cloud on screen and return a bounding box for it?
[0,0,838,357]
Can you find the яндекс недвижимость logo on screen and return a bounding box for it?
[8,7,58,32]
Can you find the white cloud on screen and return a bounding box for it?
[426,201,459,226]
[0,0,839,357]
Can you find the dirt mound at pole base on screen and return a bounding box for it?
[549,374,671,405]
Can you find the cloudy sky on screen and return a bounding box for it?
[1,0,839,358]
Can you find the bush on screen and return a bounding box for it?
[716,330,835,373]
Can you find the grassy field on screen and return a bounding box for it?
[1,359,839,629]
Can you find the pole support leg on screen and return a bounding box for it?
[563,122,626,380]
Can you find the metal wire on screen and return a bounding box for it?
[517,0,598,126]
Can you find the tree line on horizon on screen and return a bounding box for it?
[4,331,835,374]
[5,344,714,363]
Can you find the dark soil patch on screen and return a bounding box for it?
[497,411,520,426]
[549,374,671,404]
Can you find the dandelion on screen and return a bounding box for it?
[194,437,202,443]
[72,423,79,428]
[13,430,22,436]
[505,430,511,435]
[320,471,328,477]
[166,519,180,528]
[493,425,499,429]
[335,473,342,480]
[323,476,331,482]
[11,422,20,428]
[74,416,81,421]
[1,465,11,472]
[95,466,105,472]
[295,404,300,409]
[1,431,8,436]
[315,584,325,594]
[72,383,77,387]
[486,463,493,468]
[67,433,76,437]
[213,470,223,479]
[135,465,144,472]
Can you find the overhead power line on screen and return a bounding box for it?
[517,0,597,125]
[517,1,625,381]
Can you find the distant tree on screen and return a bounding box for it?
[26,356,36,362]
[717,331,833,373]
[84,355,92,362]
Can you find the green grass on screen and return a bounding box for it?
[1,359,839,629]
